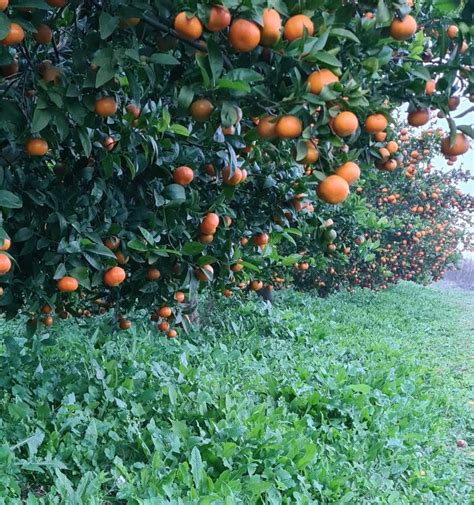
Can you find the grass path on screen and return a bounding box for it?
[0,282,473,503]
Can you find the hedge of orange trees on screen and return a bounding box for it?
[0,0,473,335]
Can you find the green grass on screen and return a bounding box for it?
[0,283,473,504]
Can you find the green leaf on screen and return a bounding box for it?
[127,239,148,252]
[99,12,119,39]
[216,79,250,93]
[0,190,23,209]
[224,68,264,82]
[0,12,10,40]
[433,0,461,13]
[77,128,92,157]
[31,108,51,133]
[10,0,50,8]
[330,28,360,43]
[312,51,342,67]
[190,446,204,489]
[376,0,392,26]
[163,184,186,202]
[350,384,371,394]
[83,242,117,258]
[96,64,115,88]
[207,39,224,84]
[458,125,474,139]
[150,53,180,65]
[182,242,205,256]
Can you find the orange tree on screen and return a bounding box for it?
[0,0,473,334]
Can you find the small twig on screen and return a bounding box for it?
[455,105,474,119]
[51,35,60,63]
[18,43,34,72]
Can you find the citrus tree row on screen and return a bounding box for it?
[0,0,472,335]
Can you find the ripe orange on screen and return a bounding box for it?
[447,25,458,38]
[374,131,387,142]
[42,315,54,326]
[0,238,11,251]
[146,268,161,280]
[174,291,185,303]
[297,140,319,164]
[230,261,244,272]
[126,103,140,119]
[381,159,398,171]
[158,306,172,318]
[103,136,117,151]
[200,213,219,234]
[206,5,231,32]
[174,12,203,40]
[223,289,232,297]
[0,60,19,77]
[332,111,359,137]
[95,97,117,117]
[173,165,194,185]
[119,318,131,330]
[386,140,399,153]
[379,147,390,160]
[104,236,120,250]
[222,166,243,185]
[199,234,214,244]
[448,96,460,111]
[364,114,388,133]
[260,8,282,47]
[0,253,11,275]
[1,23,25,45]
[33,24,53,44]
[283,14,314,41]
[195,264,214,281]
[167,329,178,338]
[335,161,360,185]
[190,99,214,121]
[121,18,140,28]
[253,233,269,247]
[256,116,277,139]
[275,115,302,139]
[158,321,170,331]
[425,80,436,95]
[389,15,417,40]
[407,108,430,126]
[57,276,78,292]
[229,19,260,52]
[25,138,49,156]
[317,175,350,204]
[307,69,339,94]
[0,0,8,11]
[103,266,126,287]
[440,133,469,156]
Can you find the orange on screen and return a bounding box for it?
[119,318,132,330]
[195,264,214,281]
[47,0,67,6]
[386,140,398,153]
[42,315,54,326]
[104,236,120,250]
[332,111,359,137]
[103,266,126,287]
[121,18,140,28]
[425,80,436,95]
[407,108,430,126]
[374,131,387,142]
[446,25,458,38]
[389,15,417,40]
[199,234,214,244]
[126,103,140,119]
[103,136,117,151]
[200,213,219,234]
[0,238,11,251]
[41,304,52,314]
[275,115,302,139]
[364,114,388,133]
[229,19,260,52]
[190,99,214,121]
[253,233,269,247]
[448,96,460,111]
[158,306,172,318]
[1,23,25,45]
[39,62,61,83]
[317,175,350,204]
[381,159,398,171]
[335,161,360,185]
[222,166,243,185]
[206,5,231,32]
[167,329,178,338]
[146,268,161,280]
[283,14,314,41]
[0,253,11,275]
[260,8,282,47]
[158,321,170,331]
[33,24,53,44]
[378,147,390,160]
[297,140,319,164]
[57,276,78,292]
[174,12,203,40]
[25,138,49,156]
[256,116,277,139]
[95,97,117,117]
[440,133,469,156]
[173,165,194,185]
[174,291,185,303]
[307,69,339,94]
[0,60,19,77]
[0,0,8,11]
[250,280,263,291]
